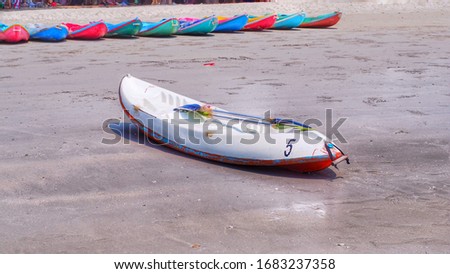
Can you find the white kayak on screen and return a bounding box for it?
[119,75,349,172]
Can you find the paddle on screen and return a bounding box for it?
[174,104,312,130]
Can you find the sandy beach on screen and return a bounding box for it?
[1,1,450,253]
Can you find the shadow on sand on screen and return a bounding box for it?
[137,35,177,39]
[106,121,338,180]
[300,27,338,30]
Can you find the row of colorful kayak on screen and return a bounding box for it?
[0,12,342,43]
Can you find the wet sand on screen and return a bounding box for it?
[1,5,449,253]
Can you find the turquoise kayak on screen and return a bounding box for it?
[272,13,306,30]
[138,18,180,37]
[177,16,217,35]
[105,18,142,38]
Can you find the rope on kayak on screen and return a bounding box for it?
[324,141,350,169]
[331,142,350,165]
[174,103,311,130]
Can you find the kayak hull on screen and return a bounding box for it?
[244,14,277,30]
[299,12,342,28]
[272,13,305,30]
[118,75,348,172]
[214,14,248,32]
[177,16,217,35]
[63,22,108,40]
[105,18,142,38]
[0,25,30,43]
[28,25,68,42]
[138,18,180,37]
[133,120,341,172]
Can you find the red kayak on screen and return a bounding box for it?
[0,25,30,43]
[62,21,108,40]
[299,12,342,28]
[243,14,277,31]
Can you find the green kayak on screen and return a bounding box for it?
[105,18,143,38]
[138,18,180,37]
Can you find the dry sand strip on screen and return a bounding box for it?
[0,2,449,253]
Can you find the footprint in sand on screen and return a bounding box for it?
[407,109,427,116]
[262,83,286,87]
[283,61,303,67]
[220,87,242,90]
[397,94,417,99]
[363,97,387,106]
[354,56,372,62]
[317,96,343,103]
[398,51,429,58]
[71,66,86,71]
[154,79,177,84]
[217,56,253,61]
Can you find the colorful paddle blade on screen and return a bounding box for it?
[173,104,202,112]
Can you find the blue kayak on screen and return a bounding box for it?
[214,14,248,32]
[271,13,306,30]
[27,24,69,42]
